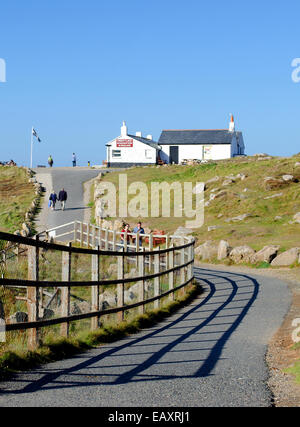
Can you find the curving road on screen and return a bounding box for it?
[0,266,291,407]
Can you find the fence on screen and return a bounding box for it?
[0,222,195,350]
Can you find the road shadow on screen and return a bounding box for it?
[0,268,259,395]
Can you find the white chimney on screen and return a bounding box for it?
[136,131,142,137]
[229,114,235,132]
[121,121,128,137]
[146,135,153,140]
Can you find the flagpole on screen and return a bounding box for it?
[30,127,33,168]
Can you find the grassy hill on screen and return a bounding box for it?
[100,153,300,253]
[0,166,36,234]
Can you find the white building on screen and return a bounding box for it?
[106,116,245,167]
[106,121,160,168]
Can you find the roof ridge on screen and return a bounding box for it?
[162,129,229,131]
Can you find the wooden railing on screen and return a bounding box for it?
[0,224,195,350]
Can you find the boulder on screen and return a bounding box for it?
[229,246,255,264]
[217,240,231,260]
[8,311,28,323]
[207,225,220,232]
[206,176,220,184]
[251,245,280,264]
[99,291,117,310]
[293,213,300,224]
[282,174,294,181]
[225,213,252,223]
[271,248,300,266]
[264,193,283,200]
[222,178,234,186]
[264,178,287,191]
[194,240,218,260]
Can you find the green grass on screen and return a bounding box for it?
[100,154,300,254]
[0,166,36,233]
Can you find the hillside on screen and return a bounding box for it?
[0,166,36,234]
[100,153,300,255]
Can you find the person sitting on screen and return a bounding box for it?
[132,221,145,246]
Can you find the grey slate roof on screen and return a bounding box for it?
[158,130,239,145]
[127,134,161,150]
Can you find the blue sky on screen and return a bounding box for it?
[0,0,300,167]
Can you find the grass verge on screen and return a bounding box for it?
[0,281,201,381]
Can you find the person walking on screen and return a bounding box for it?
[58,188,68,210]
[48,155,53,167]
[49,190,57,210]
[72,153,76,167]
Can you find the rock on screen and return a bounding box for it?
[107,263,118,276]
[99,291,117,310]
[8,311,28,323]
[70,302,82,315]
[39,308,54,320]
[207,226,220,231]
[229,246,255,264]
[264,178,287,191]
[206,176,220,184]
[264,193,283,200]
[218,240,231,260]
[274,216,282,221]
[294,162,300,167]
[222,178,234,186]
[282,174,294,181]
[194,240,218,260]
[193,183,206,194]
[124,290,136,304]
[293,213,300,224]
[251,245,280,264]
[22,223,31,235]
[253,153,270,157]
[225,214,252,223]
[271,248,300,266]
[125,268,138,279]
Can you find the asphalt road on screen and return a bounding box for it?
[33,167,103,233]
[0,266,291,407]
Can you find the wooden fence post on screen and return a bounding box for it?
[154,248,160,309]
[60,243,72,337]
[87,223,90,248]
[27,235,40,350]
[138,248,145,315]
[117,248,124,322]
[135,231,140,268]
[91,245,100,330]
[180,237,186,297]
[148,233,153,272]
[80,222,83,247]
[169,245,174,301]
[105,228,109,251]
[112,230,117,251]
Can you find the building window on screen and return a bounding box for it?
[112,150,121,158]
[145,149,152,159]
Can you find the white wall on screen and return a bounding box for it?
[160,144,232,163]
[107,136,157,164]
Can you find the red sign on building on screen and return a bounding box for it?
[116,139,133,147]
